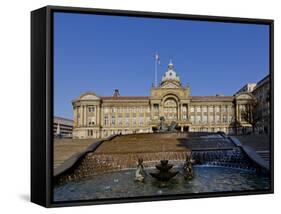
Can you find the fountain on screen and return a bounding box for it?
[53,132,270,201]
[157,116,179,132]
[150,160,179,187]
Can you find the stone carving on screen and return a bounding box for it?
[150,160,179,187]
[134,158,146,182]
[158,117,179,132]
[183,154,194,180]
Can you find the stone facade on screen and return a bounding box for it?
[72,62,256,139]
[252,75,270,133]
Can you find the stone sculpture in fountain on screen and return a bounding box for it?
[183,154,194,179]
[150,160,179,187]
[134,158,146,182]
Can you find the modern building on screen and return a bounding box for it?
[71,62,260,139]
[53,116,73,138]
[252,75,270,133]
[234,83,257,95]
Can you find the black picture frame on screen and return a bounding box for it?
[31,5,274,208]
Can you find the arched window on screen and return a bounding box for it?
[163,98,178,120]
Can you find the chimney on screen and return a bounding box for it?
[113,89,120,97]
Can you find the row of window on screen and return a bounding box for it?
[190,105,233,113]
[83,112,236,126]
[84,105,235,115]
[104,106,150,114]
[190,115,233,124]
[104,115,150,127]
[189,127,235,133]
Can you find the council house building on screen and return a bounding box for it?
[72,62,257,139]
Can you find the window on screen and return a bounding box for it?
[215,106,220,113]
[190,115,194,123]
[118,117,122,126]
[240,105,246,111]
[125,117,130,126]
[87,130,93,136]
[88,117,95,125]
[209,106,213,112]
[203,106,207,113]
[196,115,201,124]
[88,106,95,112]
[111,115,115,125]
[153,104,159,111]
[209,115,214,123]
[196,106,201,112]
[146,117,151,123]
[215,115,220,123]
[190,106,194,112]
[228,105,232,112]
[104,115,108,126]
[133,117,136,126]
[223,115,227,123]
[202,115,207,123]
[139,117,143,126]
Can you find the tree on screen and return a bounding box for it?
[240,101,261,133]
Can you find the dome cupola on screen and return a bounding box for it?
[161,60,181,88]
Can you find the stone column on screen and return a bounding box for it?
[73,107,77,127]
[227,105,230,124]
[235,103,238,122]
[97,105,100,126]
[80,106,84,126]
[151,103,154,120]
[194,105,197,124]
[76,107,79,127]
[81,106,83,126]
[84,105,87,126]
[186,104,189,122]
[207,105,210,126]
[238,104,241,122]
[201,105,203,125]
[178,103,181,121]
[159,103,163,118]
[220,105,223,124]
[213,105,215,125]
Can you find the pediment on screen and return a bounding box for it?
[235,93,254,100]
[161,82,180,89]
[79,92,100,100]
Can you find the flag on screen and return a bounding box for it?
[155,53,160,64]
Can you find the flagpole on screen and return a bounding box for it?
[155,55,157,87]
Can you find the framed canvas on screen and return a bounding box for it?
[31,5,274,207]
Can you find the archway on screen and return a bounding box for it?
[163,97,178,121]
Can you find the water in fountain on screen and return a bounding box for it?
[54,132,269,200]
[150,160,179,187]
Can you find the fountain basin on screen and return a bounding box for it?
[54,165,270,202]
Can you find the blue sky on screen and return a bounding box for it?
[54,12,269,119]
